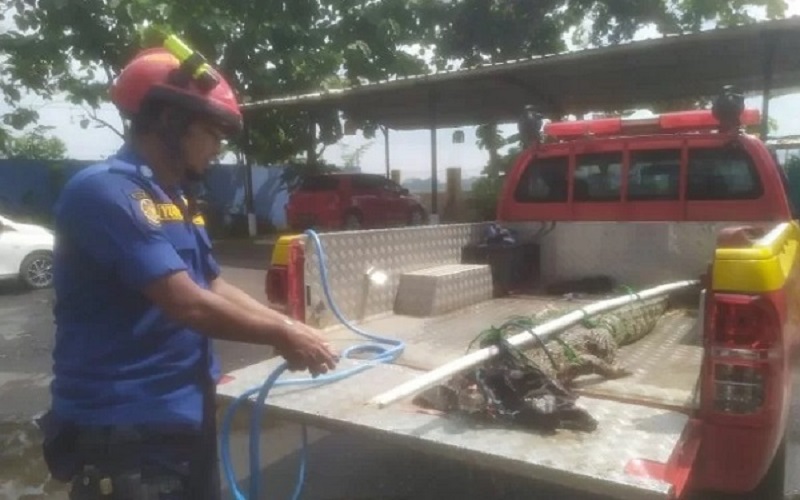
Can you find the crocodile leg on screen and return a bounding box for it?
[558,353,632,385]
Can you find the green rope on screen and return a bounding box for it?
[467,283,654,373]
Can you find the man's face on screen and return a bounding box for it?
[180,119,224,179]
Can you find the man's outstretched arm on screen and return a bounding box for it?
[144,271,336,375]
[209,276,290,322]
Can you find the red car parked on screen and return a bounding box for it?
[285,173,428,230]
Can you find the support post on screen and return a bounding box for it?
[444,167,462,222]
[429,91,439,223]
[307,113,317,166]
[761,34,778,140]
[240,123,257,238]
[487,122,499,169]
[244,154,256,237]
[383,125,391,178]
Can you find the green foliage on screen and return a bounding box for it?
[340,141,374,170]
[469,144,521,221]
[0,126,67,160]
[280,159,341,192]
[0,0,432,166]
[0,0,788,173]
[427,0,787,69]
[469,174,504,221]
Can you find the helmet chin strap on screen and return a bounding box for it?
[152,109,207,219]
[155,108,194,184]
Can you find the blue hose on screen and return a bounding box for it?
[220,229,406,500]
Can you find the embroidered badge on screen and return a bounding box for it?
[139,198,161,226]
[130,189,149,200]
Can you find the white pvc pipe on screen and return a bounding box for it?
[368,279,699,409]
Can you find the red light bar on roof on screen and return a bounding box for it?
[544,108,761,139]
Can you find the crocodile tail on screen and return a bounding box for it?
[595,295,670,346]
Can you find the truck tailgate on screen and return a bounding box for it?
[218,355,690,499]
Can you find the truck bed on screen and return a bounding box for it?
[217,295,701,498]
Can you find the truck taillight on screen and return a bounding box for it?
[705,293,781,416]
[712,295,778,349]
[712,362,766,414]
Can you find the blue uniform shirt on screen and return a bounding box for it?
[51,145,221,428]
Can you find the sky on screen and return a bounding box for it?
[4,2,800,181]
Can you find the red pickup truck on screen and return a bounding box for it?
[239,89,798,499]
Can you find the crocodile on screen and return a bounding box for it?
[414,337,601,433]
[411,295,671,432]
[472,294,671,387]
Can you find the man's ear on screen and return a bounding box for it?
[154,108,195,147]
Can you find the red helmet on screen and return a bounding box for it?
[110,47,243,135]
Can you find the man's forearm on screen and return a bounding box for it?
[144,272,291,348]
[183,289,293,346]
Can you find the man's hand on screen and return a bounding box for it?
[274,319,338,377]
[207,276,338,376]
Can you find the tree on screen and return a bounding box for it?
[340,141,374,171]
[0,0,433,166]
[426,0,788,70]
[1,126,67,160]
[0,0,789,168]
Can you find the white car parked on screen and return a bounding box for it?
[0,214,55,289]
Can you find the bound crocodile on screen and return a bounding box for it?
[414,337,601,433]
[412,295,671,432]
[471,295,670,386]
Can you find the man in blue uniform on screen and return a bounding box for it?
[39,43,337,499]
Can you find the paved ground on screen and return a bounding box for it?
[1,238,799,499]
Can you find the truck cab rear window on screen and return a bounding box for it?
[574,152,622,201]
[687,148,762,200]
[513,156,569,203]
[628,149,681,201]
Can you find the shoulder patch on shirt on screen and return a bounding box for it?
[130,189,150,201]
[138,198,162,226]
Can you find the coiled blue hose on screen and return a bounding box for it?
[220,229,406,500]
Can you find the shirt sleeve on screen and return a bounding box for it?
[193,220,220,282]
[204,251,222,282]
[201,235,221,282]
[55,174,188,291]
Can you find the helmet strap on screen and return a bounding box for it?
[155,106,194,181]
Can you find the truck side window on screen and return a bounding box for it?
[574,152,623,202]
[628,149,681,201]
[299,175,339,192]
[513,156,569,203]
[351,175,384,191]
[687,147,763,200]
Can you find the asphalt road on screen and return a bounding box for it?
[1,241,799,499]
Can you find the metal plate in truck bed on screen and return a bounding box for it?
[218,356,687,499]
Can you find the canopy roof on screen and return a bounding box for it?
[242,16,800,129]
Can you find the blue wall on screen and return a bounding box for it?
[0,159,292,230]
[0,159,93,220]
[201,163,291,229]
